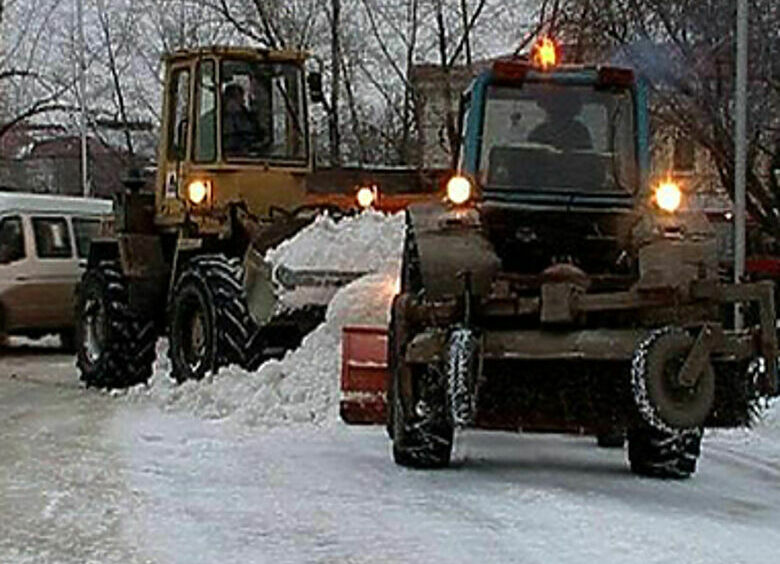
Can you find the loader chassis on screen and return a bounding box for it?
[388,59,778,478]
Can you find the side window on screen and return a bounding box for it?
[32,217,72,259]
[194,60,217,162]
[0,216,25,265]
[167,68,191,161]
[72,218,100,259]
[457,94,471,170]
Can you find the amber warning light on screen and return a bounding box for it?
[532,37,558,70]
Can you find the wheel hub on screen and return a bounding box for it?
[181,303,208,373]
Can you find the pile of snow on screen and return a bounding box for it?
[267,210,405,272]
[125,211,404,427]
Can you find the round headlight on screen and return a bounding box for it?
[655,181,681,213]
[446,175,472,205]
[188,180,209,205]
[356,186,376,209]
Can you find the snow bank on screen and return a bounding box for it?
[267,209,404,272]
[125,211,404,428]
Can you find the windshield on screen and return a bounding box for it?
[220,60,307,163]
[480,83,637,194]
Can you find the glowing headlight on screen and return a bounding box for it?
[655,181,681,213]
[187,180,210,205]
[356,186,376,209]
[446,175,472,205]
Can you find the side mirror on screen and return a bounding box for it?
[307,72,325,104]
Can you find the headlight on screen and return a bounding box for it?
[655,181,681,213]
[446,175,472,205]
[187,180,210,205]
[356,186,376,209]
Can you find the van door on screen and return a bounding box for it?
[0,215,29,332]
[26,215,79,329]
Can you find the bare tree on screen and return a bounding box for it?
[558,0,780,236]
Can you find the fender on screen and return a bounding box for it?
[88,235,169,320]
[407,202,500,301]
[87,238,120,268]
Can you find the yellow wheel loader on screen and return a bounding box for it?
[75,46,373,387]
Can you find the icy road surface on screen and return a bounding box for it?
[2,343,780,564]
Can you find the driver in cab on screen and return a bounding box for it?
[222,83,263,157]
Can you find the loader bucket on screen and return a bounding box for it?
[340,325,389,424]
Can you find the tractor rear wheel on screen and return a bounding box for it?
[76,260,156,389]
[168,254,255,383]
[627,426,703,479]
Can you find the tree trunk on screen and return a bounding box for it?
[329,0,342,166]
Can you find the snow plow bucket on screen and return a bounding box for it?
[340,325,389,424]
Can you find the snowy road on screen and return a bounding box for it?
[2,342,780,564]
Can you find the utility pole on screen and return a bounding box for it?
[77,0,89,197]
[734,0,748,328]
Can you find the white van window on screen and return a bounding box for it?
[0,216,25,264]
[32,217,73,259]
[73,218,100,258]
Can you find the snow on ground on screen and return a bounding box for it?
[123,210,403,428]
[5,209,780,563]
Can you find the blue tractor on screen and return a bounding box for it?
[388,39,777,478]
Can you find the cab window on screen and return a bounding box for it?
[72,217,101,258]
[194,59,217,162]
[0,216,25,265]
[32,217,72,259]
[167,68,191,161]
[220,59,306,163]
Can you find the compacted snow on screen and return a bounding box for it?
[3,210,780,563]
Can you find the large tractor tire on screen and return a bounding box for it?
[386,218,423,439]
[390,220,454,468]
[391,366,454,469]
[390,298,453,469]
[76,260,156,389]
[627,426,703,479]
[168,254,255,383]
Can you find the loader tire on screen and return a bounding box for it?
[169,254,255,383]
[627,426,702,479]
[76,260,156,389]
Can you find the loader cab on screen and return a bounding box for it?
[155,47,315,232]
[454,50,650,212]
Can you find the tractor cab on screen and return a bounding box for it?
[448,40,650,214]
[155,47,317,233]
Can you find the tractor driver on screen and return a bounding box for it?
[222,83,264,157]
[528,93,593,151]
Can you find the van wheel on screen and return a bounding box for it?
[76,261,156,389]
[168,254,255,383]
